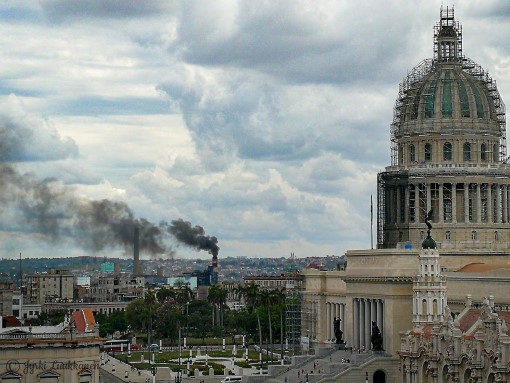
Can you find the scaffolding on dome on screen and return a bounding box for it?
[389,6,507,167]
[390,59,435,166]
[461,57,507,162]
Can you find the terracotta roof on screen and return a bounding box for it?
[71,309,95,333]
[458,309,480,333]
[2,316,21,328]
[456,263,510,273]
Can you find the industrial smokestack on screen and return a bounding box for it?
[133,227,142,276]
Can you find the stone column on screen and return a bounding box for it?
[415,184,421,223]
[439,183,444,223]
[353,299,359,349]
[396,186,401,224]
[365,299,371,349]
[487,183,493,223]
[476,183,482,223]
[377,300,384,336]
[465,183,470,222]
[452,183,457,223]
[341,304,345,332]
[496,184,502,223]
[326,303,330,340]
[504,185,508,223]
[426,183,432,213]
[405,185,410,223]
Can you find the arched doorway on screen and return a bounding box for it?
[373,369,386,383]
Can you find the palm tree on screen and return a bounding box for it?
[144,289,158,345]
[208,285,227,328]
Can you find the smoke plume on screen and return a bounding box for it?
[0,96,219,257]
[169,218,220,256]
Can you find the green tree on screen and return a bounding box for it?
[125,299,149,332]
[154,301,180,342]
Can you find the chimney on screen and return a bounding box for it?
[133,227,142,276]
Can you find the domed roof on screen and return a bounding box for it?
[396,64,499,135]
[391,8,506,145]
[421,232,437,250]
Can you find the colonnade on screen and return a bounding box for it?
[325,302,345,341]
[353,298,384,350]
[385,182,510,225]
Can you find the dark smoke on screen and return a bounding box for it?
[0,164,170,254]
[0,98,219,257]
[0,164,219,257]
[169,218,219,256]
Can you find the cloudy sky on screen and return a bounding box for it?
[1,0,510,261]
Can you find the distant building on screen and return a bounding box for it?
[45,301,129,316]
[75,276,91,287]
[12,290,41,322]
[100,262,115,273]
[88,275,144,302]
[0,289,12,317]
[243,273,302,290]
[26,269,74,304]
[167,276,198,289]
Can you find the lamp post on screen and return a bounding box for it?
[178,323,182,366]
[151,364,157,383]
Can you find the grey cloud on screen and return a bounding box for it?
[41,0,170,21]
[0,95,78,162]
[170,1,431,85]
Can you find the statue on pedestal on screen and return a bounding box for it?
[333,317,344,344]
[371,321,383,351]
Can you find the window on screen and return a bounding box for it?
[443,142,452,161]
[409,144,416,162]
[463,142,471,161]
[481,143,487,161]
[471,231,477,241]
[420,231,425,240]
[494,144,499,163]
[495,231,499,241]
[425,143,432,161]
[444,200,452,222]
[445,231,451,240]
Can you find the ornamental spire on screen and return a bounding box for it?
[434,6,463,64]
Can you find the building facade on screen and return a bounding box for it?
[26,269,74,304]
[300,8,510,383]
[0,312,101,383]
[378,7,509,251]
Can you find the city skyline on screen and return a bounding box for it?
[1,1,510,259]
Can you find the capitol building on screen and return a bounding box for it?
[301,7,510,383]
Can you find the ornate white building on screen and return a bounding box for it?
[300,7,510,383]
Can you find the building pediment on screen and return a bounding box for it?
[37,370,60,379]
[0,371,22,379]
